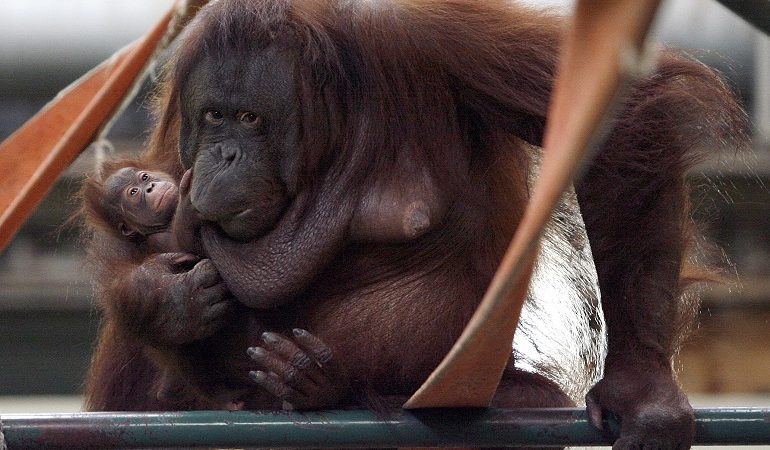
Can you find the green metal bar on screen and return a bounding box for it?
[715,0,770,34]
[1,408,769,449]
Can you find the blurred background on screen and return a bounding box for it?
[0,0,768,426]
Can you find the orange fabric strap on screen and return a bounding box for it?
[0,8,174,252]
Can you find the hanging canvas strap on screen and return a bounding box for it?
[0,9,173,252]
[0,0,215,253]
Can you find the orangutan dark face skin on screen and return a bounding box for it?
[103,167,179,238]
[179,45,297,242]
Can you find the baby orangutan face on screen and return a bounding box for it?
[104,167,179,238]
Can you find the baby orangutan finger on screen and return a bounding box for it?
[155,252,199,271]
[189,259,222,288]
[247,346,317,396]
[179,169,193,195]
[199,284,229,306]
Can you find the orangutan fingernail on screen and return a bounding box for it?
[262,332,279,345]
[249,370,266,382]
[247,347,265,358]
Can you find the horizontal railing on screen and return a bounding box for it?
[1,407,769,449]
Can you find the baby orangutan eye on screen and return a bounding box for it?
[129,187,139,196]
[204,110,224,126]
[140,172,149,181]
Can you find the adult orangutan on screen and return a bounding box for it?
[84,1,748,448]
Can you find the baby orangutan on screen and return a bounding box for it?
[87,160,197,253]
[80,158,345,411]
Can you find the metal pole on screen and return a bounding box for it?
[755,32,770,146]
[1,408,769,449]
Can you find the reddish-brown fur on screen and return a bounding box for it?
[77,159,206,408]
[80,158,337,410]
[79,158,269,409]
[83,1,747,446]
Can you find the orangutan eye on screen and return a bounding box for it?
[204,110,224,126]
[238,111,262,127]
[238,111,262,125]
[129,187,139,196]
[140,172,149,181]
